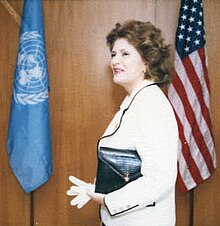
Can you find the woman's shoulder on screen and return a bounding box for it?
[130,85,175,118]
[135,84,168,106]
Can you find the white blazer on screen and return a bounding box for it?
[98,80,179,226]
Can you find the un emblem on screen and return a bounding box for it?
[14,31,49,105]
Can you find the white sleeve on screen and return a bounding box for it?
[104,88,178,216]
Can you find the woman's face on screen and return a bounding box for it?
[110,38,146,94]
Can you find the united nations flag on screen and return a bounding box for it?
[7,0,52,192]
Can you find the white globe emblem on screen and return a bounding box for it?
[14,31,49,105]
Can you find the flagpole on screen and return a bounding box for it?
[189,189,194,226]
[30,191,34,226]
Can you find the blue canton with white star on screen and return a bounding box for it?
[176,0,205,59]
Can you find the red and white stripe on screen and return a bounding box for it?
[168,49,216,192]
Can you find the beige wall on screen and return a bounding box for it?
[0,1,219,225]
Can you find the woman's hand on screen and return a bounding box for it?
[87,190,106,205]
[67,175,95,208]
[67,175,106,207]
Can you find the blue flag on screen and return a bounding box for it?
[7,0,52,193]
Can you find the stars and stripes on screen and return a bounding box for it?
[168,0,216,192]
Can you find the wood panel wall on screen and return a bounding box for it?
[0,1,219,226]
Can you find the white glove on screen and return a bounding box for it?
[66,175,95,209]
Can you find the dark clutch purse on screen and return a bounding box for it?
[95,146,142,194]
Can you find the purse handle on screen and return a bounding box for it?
[98,82,158,143]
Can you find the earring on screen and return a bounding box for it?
[143,64,148,74]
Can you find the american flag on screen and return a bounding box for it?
[168,0,216,192]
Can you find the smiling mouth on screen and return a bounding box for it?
[113,68,124,74]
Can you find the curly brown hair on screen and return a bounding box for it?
[106,20,172,86]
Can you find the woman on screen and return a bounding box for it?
[67,20,178,226]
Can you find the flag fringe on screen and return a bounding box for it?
[0,0,21,26]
